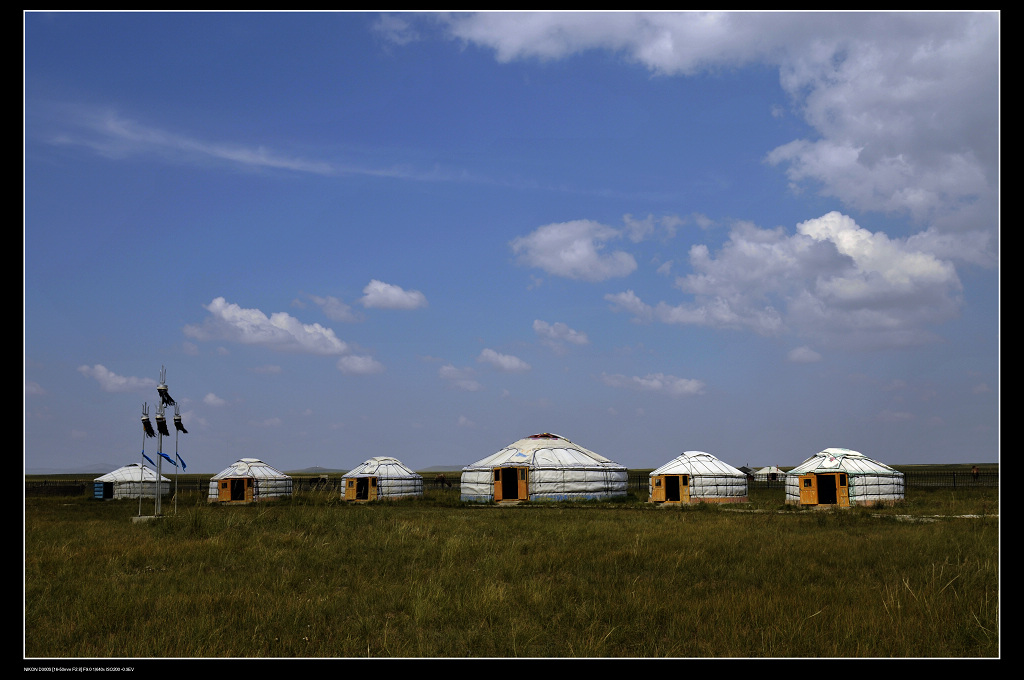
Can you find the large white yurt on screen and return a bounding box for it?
[648,451,748,504]
[342,456,423,501]
[785,447,904,507]
[93,463,170,500]
[461,432,628,502]
[207,458,293,503]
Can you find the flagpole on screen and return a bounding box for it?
[139,402,155,517]
[155,404,163,517]
[173,404,188,515]
[139,410,145,517]
[174,426,179,515]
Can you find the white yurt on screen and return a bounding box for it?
[93,463,170,500]
[461,432,628,502]
[207,457,293,503]
[648,451,748,504]
[754,465,785,482]
[785,447,904,507]
[342,456,423,501]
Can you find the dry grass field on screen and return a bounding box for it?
[24,482,998,659]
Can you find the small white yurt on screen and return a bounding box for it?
[785,447,904,507]
[342,456,423,502]
[207,457,293,503]
[649,451,748,504]
[94,463,170,500]
[461,433,628,502]
[754,465,785,482]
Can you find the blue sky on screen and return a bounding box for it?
[25,12,1000,474]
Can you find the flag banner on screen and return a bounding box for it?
[142,452,156,466]
[159,452,177,468]
[176,453,187,470]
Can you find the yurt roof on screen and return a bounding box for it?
[464,433,625,470]
[95,463,169,483]
[787,448,900,475]
[211,457,290,480]
[755,466,784,474]
[651,451,745,477]
[343,456,421,478]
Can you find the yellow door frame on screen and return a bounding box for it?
[651,475,666,502]
[798,472,850,506]
[799,474,817,505]
[493,467,528,501]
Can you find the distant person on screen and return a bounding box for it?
[971,465,979,482]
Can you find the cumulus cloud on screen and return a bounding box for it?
[78,365,156,393]
[607,211,964,349]
[600,372,706,397]
[623,213,684,243]
[203,393,227,407]
[184,297,351,356]
[359,280,428,309]
[478,348,531,372]
[533,320,589,350]
[511,219,637,282]
[309,294,363,322]
[438,364,482,391]
[413,12,996,247]
[337,355,385,375]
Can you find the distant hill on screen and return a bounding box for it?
[285,466,350,475]
[26,462,120,476]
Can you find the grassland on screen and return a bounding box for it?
[24,485,998,659]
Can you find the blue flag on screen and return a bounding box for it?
[159,452,177,468]
[142,452,156,467]
[176,453,187,471]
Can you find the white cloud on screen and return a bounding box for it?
[600,372,705,397]
[184,297,350,356]
[622,213,683,243]
[203,393,226,407]
[607,212,964,349]
[310,294,363,322]
[359,280,428,310]
[533,320,589,350]
[426,12,997,243]
[787,346,822,363]
[478,348,531,372]
[51,107,336,175]
[77,364,156,393]
[337,355,385,375]
[25,381,46,396]
[438,364,482,391]
[511,219,636,282]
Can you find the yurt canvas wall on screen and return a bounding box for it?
[461,433,627,502]
[342,456,423,501]
[207,458,293,503]
[785,448,905,507]
[648,451,748,504]
[94,463,170,500]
